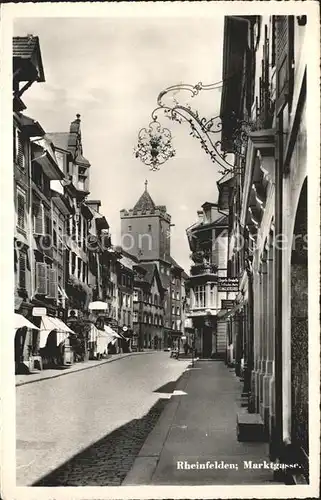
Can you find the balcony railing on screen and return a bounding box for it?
[190,263,218,277]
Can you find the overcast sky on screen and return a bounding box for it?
[14,16,225,272]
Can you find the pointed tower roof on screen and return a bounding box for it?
[133,180,156,211]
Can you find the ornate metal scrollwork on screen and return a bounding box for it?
[135,74,251,173]
[134,118,176,171]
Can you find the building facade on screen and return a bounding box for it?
[186,203,229,358]
[132,262,165,350]
[120,182,186,349]
[219,15,308,481]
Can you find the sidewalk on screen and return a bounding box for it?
[124,360,279,485]
[16,351,154,387]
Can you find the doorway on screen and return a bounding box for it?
[202,326,212,358]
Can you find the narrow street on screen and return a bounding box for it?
[16,352,190,486]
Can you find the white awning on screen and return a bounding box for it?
[102,326,114,343]
[88,301,108,311]
[39,316,74,348]
[104,325,121,338]
[52,317,75,334]
[15,313,40,331]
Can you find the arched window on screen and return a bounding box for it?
[154,293,158,305]
[144,313,148,323]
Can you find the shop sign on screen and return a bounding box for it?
[32,307,47,316]
[218,277,239,292]
[221,300,235,310]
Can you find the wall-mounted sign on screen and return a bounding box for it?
[221,300,235,310]
[218,277,239,292]
[32,307,47,317]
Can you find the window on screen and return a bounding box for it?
[16,187,26,231]
[127,311,131,325]
[154,294,158,305]
[176,306,180,316]
[18,251,27,290]
[36,262,48,295]
[209,283,215,307]
[194,285,206,308]
[148,224,152,232]
[128,225,132,232]
[78,176,86,190]
[71,252,76,275]
[171,321,175,330]
[123,294,126,308]
[171,290,175,299]
[144,313,148,323]
[52,220,57,248]
[133,311,138,322]
[133,290,139,301]
[83,262,87,283]
[166,269,170,276]
[77,257,82,279]
[176,291,180,300]
[172,305,175,315]
[47,266,58,299]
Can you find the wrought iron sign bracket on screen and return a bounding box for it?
[135,75,253,173]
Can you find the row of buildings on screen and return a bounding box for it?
[13,35,189,373]
[184,15,308,483]
[13,13,310,481]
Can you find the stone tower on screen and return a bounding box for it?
[120,181,171,261]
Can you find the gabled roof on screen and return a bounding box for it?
[13,35,45,82]
[138,263,166,293]
[46,133,70,153]
[20,114,45,137]
[166,255,184,272]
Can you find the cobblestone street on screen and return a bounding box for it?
[16,352,190,486]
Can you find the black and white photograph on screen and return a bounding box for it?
[0,1,320,499]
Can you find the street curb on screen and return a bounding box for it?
[123,362,192,485]
[16,351,155,387]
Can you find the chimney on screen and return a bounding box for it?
[86,200,101,213]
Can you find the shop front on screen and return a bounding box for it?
[38,315,75,368]
[14,313,41,374]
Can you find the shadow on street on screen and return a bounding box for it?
[32,399,167,486]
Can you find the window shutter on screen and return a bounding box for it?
[36,262,48,295]
[14,247,18,271]
[18,252,26,289]
[16,131,25,169]
[275,15,295,114]
[48,267,58,299]
[33,202,45,235]
[17,191,26,230]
